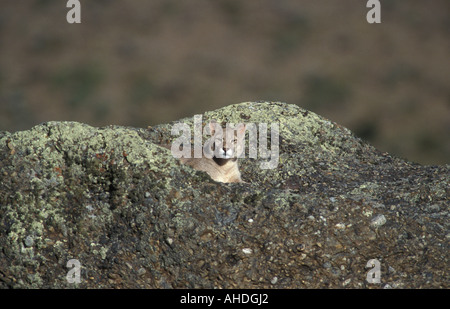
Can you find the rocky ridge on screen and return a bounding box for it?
[0,102,448,288]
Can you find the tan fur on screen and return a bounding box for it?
[180,121,246,183]
[180,157,243,183]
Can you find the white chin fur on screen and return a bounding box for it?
[221,149,233,158]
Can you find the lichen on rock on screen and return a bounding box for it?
[0,102,448,288]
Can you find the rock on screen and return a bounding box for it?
[370,214,387,228]
[0,102,448,288]
[24,235,34,248]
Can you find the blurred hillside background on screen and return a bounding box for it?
[0,0,449,165]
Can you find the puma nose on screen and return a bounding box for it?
[222,147,234,158]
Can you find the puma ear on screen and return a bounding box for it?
[209,120,218,135]
[237,123,246,135]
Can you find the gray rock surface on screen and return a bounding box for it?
[0,102,448,288]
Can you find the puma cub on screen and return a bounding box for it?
[180,120,246,183]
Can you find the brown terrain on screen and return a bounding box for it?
[0,0,449,164]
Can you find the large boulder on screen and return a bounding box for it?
[0,102,448,288]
